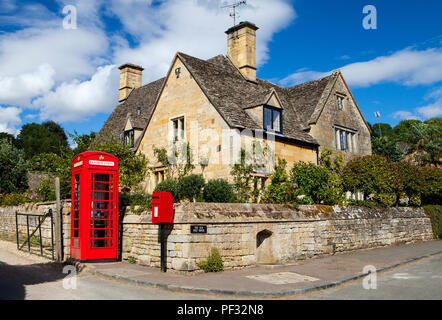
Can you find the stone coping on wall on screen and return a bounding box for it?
[122,203,428,224]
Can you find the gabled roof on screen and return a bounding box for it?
[175,52,318,145]
[97,52,346,149]
[95,77,164,149]
[286,73,336,125]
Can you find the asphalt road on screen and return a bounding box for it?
[0,247,216,300]
[0,244,441,300]
[298,253,442,300]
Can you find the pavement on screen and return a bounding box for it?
[78,240,442,298]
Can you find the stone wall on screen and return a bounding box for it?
[121,203,434,271]
[0,201,71,258]
[0,202,434,271]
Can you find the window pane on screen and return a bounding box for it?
[180,118,185,139]
[340,130,347,150]
[272,110,280,132]
[263,108,272,130]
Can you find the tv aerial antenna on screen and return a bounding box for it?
[222,1,247,28]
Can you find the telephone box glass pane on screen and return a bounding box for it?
[95,173,110,181]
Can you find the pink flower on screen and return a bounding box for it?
[293,183,298,189]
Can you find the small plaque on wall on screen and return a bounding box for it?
[190,225,207,234]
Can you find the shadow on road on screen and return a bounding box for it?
[0,261,66,300]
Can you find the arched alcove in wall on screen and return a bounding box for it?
[256,229,275,264]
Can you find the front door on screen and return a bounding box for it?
[88,171,118,259]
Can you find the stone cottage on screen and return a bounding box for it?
[96,21,371,193]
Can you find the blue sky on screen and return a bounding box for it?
[0,0,441,143]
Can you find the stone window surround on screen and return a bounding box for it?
[170,114,186,143]
[152,166,166,188]
[335,92,347,110]
[333,124,358,153]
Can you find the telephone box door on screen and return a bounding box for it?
[88,171,118,259]
[70,151,119,261]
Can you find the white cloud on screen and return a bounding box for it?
[0,106,21,135]
[111,0,295,83]
[393,110,421,121]
[280,70,330,86]
[393,87,442,121]
[0,64,55,105]
[281,47,442,88]
[32,65,119,122]
[0,0,295,124]
[0,27,109,84]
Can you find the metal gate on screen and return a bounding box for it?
[15,209,55,260]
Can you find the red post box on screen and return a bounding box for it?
[70,151,119,261]
[152,191,173,223]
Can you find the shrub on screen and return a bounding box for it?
[290,161,332,204]
[0,139,29,194]
[419,166,442,205]
[37,178,56,202]
[423,205,442,239]
[177,174,205,202]
[262,158,295,204]
[342,155,393,199]
[389,162,421,206]
[374,193,397,207]
[0,193,32,207]
[231,149,254,203]
[154,179,181,202]
[203,179,235,203]
[128,192,152,213]
[198,248,224,272]
[409,194,421,207]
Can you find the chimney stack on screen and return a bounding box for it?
[225,21,259,82]
[118,63,144,103]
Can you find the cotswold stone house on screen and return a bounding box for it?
[97,21,371,193]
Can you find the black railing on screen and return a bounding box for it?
[15,209,55,260]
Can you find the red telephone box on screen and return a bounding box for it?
[70,151,119,260]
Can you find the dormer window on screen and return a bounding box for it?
[123,129,134,148]
[263,105,282,133]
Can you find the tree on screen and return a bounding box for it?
[371,123,393,138]
[372,136,404,162]
[0,139,29,194]
[0,132,17,146]
[91,137,148,192]
[70,130,96,155]
[17,121,70,158]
